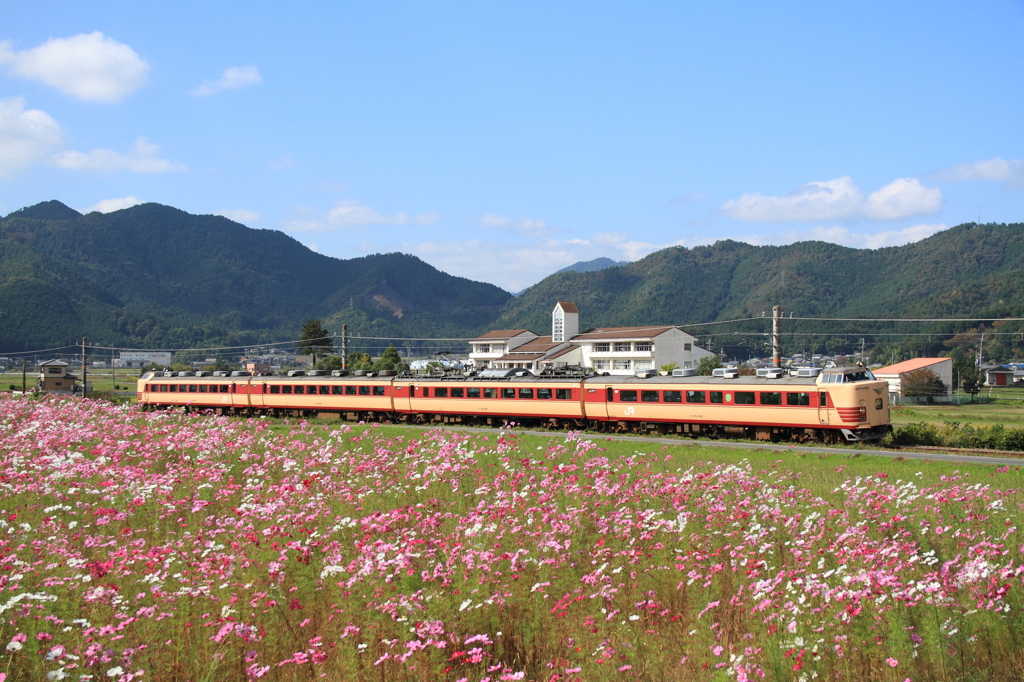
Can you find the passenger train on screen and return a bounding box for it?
[137,365,891,443]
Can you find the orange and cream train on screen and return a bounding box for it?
[138,365,891,443]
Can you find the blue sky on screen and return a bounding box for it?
[1,2,1022,291]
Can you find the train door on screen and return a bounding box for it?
[817,390,830,425]
[251,383,266,409]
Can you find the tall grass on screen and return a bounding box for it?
[2,394,1024,680]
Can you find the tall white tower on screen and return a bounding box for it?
[552,301,579,343]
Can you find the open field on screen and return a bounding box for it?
[3,394,1024,680]
[892,402,1024,429]
[1,369,139,395]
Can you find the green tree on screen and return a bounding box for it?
[659,362,678,374]
[298,319,333,366]
[348,352,372,371]
[902,368,946,400]
[314,355,346,372]
[373,344,409,373]
[952,353,981,394]
[696,355,722,376]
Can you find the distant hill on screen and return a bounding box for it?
[0,201,512,352]
[554,257,628,275]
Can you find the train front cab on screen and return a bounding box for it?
[816,367,891,442]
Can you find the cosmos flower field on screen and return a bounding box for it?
[2,395,1024,681]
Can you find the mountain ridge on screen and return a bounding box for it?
[3,200,1023,361]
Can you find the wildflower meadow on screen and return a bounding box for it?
[2,394,1024,681]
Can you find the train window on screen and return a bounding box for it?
[189,384,198,393]
[270,385,280,394]
[607,388,613,402]
[170,385,178,392]
[450,387,464,398]
[518,388,534,399]
[641,390,659,402]
[537,388,552,399]
[502,388,516,399]
[819,392,828,407]
[556,388,572,400]
[282,385,293,394]
[332,386,343,395]
[875,398,883,410]
[467,387,481,398]
[434,387,447,398]
[373,386,386,396]
[319,386,330,395]
[359,386,371,396]
[760,392,782,405]
[160,384,168,392]
[484,388,497,398]
[663,390,682,403]
[710,391,723,404]
[294,385,305,395]
[787,392,810,406]
[619,390,637,402]
[734,392,755,405]
[199,385,207,393]
[686,390,705,404]
[346,386,357,395]
[220,385,230,393]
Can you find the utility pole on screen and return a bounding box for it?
[978,333,984,367]
[341,324,349,370]
[21,358,27,395]
[111,345,116,391]
[772,305,782,368]
[81,337,88,398]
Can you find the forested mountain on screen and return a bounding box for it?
[0,202,511,351]
[498,223,1024,362]
[2,200,1022,362]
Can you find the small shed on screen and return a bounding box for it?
[983,364,1015,387]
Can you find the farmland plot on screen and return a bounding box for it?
[2,395,1024,681]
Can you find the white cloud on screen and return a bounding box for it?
[213,209,259,224]
[0,96,63,177]
[190,66,263,96]
[478,213,510,228]
[736,223,948,250]
[285,201,438,233]
[721,176,942,222]
[53,137,185,173]
[935,157,1024,188]
[82,196,141,214]
[0,32,148,103]
[861,178,943,219]
[477,213,550,233]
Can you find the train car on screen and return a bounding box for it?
[137,365,890,443]
[583,366,889,442]
[392,374,587,427]
[138,371,244,412]
[137,370,397,420]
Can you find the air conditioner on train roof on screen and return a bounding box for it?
[673,368,697,377]
[712,368,739,378]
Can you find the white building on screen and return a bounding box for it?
[468,330,537,368]
[119,351,173,369]
[468,302,714,375]
[572,325,714,375]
